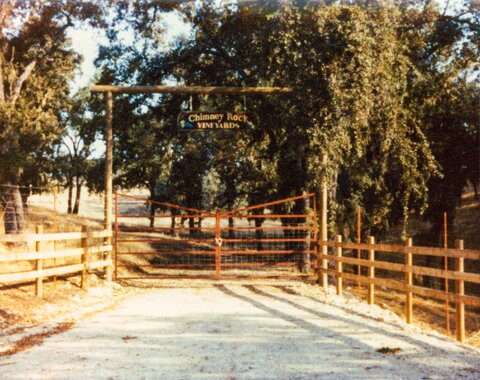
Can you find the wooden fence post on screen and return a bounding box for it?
[443,212,451,337]
[368,236,375,305]
[53,187,57,288]
[336,235,342,296]
[35,225,43,297]
[455,239,465,343]
[104,91,113,282]
[405,237,413,323]
[81,226,88,289]
[114,192,118,281]
[320,154,328,288]
[357,207,361,296]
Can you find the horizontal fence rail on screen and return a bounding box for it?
[0,227,113,296]
[0,230,112,243]
[321,241,480,260]
[318,237,480,343]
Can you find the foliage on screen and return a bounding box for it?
[95,0,479,243]
[0,0,103,232]
[0,0,103,187]
[52,88,98,214]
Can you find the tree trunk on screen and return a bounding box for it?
[225,178,236,239]
[72,178,82,214]
[21,190,29,212]
[282,192,308,271]
[2,190,18,234]
[149,185,156,228]
[14,188,26,232]
[67,180,73,214]
[189,217,195,238]
[228,216,234,239]
[299,195,310,273]
[252,207,265,252]
[1,185,26,234]
[149,202,155,228]
[255,218,263,252]
[170,209,176,236]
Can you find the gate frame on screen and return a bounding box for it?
[91,84,329,286]
[113,192,318,281]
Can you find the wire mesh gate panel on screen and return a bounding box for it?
[114,193,317,280]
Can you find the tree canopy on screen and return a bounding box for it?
[0,0,103,232]
[0,0,477,242]
[93,0,478,242]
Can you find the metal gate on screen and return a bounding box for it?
[114,193,317,280]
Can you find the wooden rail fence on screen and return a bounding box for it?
[2,224,478,344]
[0,226,112,297]
[318,237,480,343]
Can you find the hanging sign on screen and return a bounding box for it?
[178,111,256,131]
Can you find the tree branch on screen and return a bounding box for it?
[8,60,36,105]
[0,0,14,32]
[442,0,450,16]
[422,0,433,14]
[73,134,82,154]
[62,136,74,158]
[0,53,5,104]
[443,14,480,33]
[210,45,249,84]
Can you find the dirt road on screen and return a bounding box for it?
[1,284,479,379]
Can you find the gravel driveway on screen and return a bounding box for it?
[1,284,479,379]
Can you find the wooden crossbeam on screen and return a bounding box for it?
[91,85,293,95]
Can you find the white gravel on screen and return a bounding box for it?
[1,284,479,380]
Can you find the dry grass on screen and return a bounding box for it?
[356,189,480,347]
[342,280,480,347]
[0,205,107,276]
[0,274,139,357]
[0,196,140,354]
[0,322,74,357]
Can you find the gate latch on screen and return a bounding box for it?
[215,237,223,247]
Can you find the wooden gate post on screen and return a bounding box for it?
[53,187,58,288]
[455,239,465,343]
[335,235,342,296]
[405,237,413,323]
[104,91,113,281]
[81,226,88,289]
[114,192,118,281]
[357,207,361,296]
[367,236,375,305]
[215,212,221,279]
[319,153,328,288]
[35,225,43,297]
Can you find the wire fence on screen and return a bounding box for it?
[0,184,107,233]
[113,192,318,280]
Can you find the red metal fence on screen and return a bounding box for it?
[114,193,317,280]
